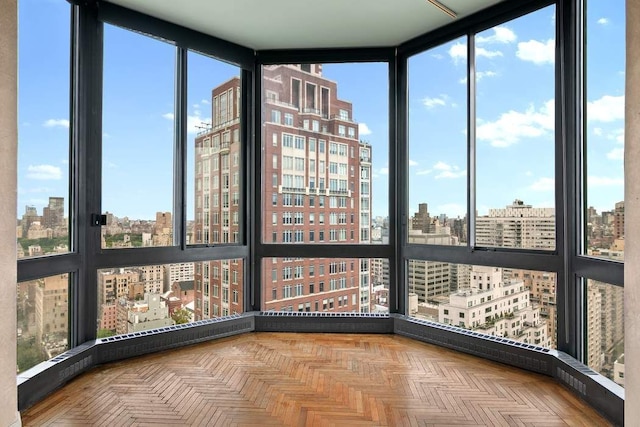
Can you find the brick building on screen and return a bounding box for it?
[193,64,372,319]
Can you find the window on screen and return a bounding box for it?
[284,113,294,126]
[408,261,556,348]
[186,53,242,247]
[408,37,467,246]
[475,7,556,251]
[103,25,176,248]
[18,3,70,259]
[584,0,625,261]
[18,274,70,372]
[586,279,624,386]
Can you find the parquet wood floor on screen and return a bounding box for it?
[21,333,611,426]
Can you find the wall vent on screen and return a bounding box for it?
[255,311,393,333]
[96,313,254,364]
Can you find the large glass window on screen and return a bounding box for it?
[101,25,175,248]
[187,51,242,246]
[17,1,70,259]
[18,274,70,372]
[475,7,556,250]
[586,279,624,386]
[263,258,389,314]
[261,63,388,245]
[97,259,243,337]
[584,0,625,261]
[408,37,468,245]
[408,261,556,349]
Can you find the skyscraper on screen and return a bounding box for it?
[193,64,372,318]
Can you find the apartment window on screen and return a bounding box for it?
[103,25,175,248]
[284,113,294,126]
[475,7,556,251]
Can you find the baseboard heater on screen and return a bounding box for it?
[18,312,623,425]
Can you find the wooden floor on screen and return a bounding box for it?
[21,333,610,426]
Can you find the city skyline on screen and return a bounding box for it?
[17,0,625,221]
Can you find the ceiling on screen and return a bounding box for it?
[103,0,506,50]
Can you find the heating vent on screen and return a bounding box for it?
[255,311,393,333]
[18,342,97,410]
[556,367,587,395]
[97,313,254,364]
[552,351,624,426]
[394,315,552,375]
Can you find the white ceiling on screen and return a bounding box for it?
[104,0,506,50]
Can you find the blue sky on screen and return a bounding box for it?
[18,0,625,222]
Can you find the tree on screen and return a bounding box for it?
[97,329,116,339]
[172,308,191,325]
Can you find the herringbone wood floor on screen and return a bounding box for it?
[22,333,610,426]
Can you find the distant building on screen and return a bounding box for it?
[476,200,555,250]
[119,293,174,335]
[438,266,548,346]
[35,274,68,358]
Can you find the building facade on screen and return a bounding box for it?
[193,64,372,318]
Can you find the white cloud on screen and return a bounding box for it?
[607,148,624,160]
[27,164,62,180]
[359,123,372,135]
[477,99,554,147]
[379,167,389,175]
[201,99,210,105]
[593,127,603,136]
[476,47,503,59]
[409,160,418,167]
[525,171,533,177]
[587,95,624,122]
[163,112,212,134]
[476,26,517,44]
[106,162,119,169]
[435,203,466,218]
[430,161,466,179]
[422,96,447,109]
[529,177,554,192]
[432,53,444,60]
[516,39,555,64]
[43,119,69,128]
[448,43,467,62]
[588,176,624,186]
[187,115,211,134]
[460,70,498,84]
[416,169,432,176]
[449,43,501,61]
[597,17,609,25]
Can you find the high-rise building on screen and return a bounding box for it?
[193,64,372,318]
[614,201,624,240]
[476,199,555,250]
[42,197,64,228]
[411,203,432,233]
[34,274,68,358]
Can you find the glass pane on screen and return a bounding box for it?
[101,25,175,248]
[584,0,625,261]
[17,1,70,259]
[408,261,556,348]
[17,274,70,372]
[97,260,243,336]
[408,37,468,245]
[586,279,624,386]
[475,6,556,250]
[194,259,244,319]
[261,63,388,244]
[262,258,388,314]
[187,51,242,245]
